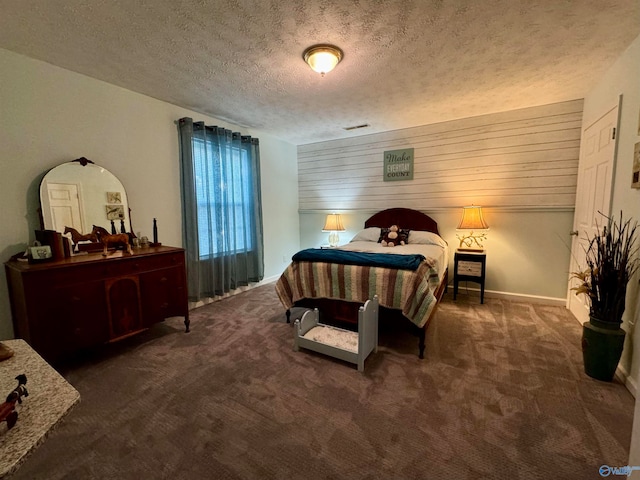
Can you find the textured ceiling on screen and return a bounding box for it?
[1,1,639,145]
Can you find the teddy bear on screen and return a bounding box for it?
[380,225,407,247]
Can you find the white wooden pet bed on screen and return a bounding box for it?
[293,296,378,372]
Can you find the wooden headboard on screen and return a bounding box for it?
[364,208,440,236]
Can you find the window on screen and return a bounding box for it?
[178,117,264,300]
[193,137,255,258]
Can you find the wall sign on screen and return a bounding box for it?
[383,148,414,182]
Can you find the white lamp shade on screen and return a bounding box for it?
[456,206,488,251]
[322,213,345,232]
[457,206,489,230]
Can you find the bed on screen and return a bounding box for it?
[275,208,449,358]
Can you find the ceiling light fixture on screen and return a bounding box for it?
[303,44,343,76]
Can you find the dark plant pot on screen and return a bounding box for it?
[582,317,625,382]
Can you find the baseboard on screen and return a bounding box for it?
[193,279,564,307]
[449,285,566,307]
[616,364,638,398]
[188,276,279,310]
[260,275,279,285]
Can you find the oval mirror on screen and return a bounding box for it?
[39,158,131,237]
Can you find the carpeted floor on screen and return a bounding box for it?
[6,285,635,480]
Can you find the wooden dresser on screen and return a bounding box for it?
[4,245,189,364]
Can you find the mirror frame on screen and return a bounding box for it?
[39,157,134,237]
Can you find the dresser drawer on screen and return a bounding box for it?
[457,260,483,277]
[102,251,185,277]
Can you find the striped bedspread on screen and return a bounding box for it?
[275,259,441,328]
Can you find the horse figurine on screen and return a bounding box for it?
[92,225,132,256]
[0,374,28,430]
[92,225,110,238]
[63,226,98,245]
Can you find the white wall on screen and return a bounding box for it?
[297,101,581,301]
[582,33,640,386]
[300,208,572,301]
[582,32,640,469]
[298,101,583,211]
[584,32,640,472]
[0,48,299,340]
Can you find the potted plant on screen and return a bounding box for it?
[571,212,639,381]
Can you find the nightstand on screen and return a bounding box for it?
[453,250,486,304]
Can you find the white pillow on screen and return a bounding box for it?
[408,230,448,248]
[350,227,381,243]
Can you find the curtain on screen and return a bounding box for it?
[178,117,264,301]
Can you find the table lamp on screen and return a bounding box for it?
[322,213,345,247]
[456,206,489,251]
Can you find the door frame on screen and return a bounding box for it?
[567,96,623,321]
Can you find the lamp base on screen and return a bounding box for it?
[456,231,487,251]
[457,248,485,253]
[328,232,340,248]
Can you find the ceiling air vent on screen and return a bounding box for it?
[343,123,370,131]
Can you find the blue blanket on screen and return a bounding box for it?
[292,248,425,271]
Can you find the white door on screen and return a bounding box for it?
[47,183,84,233]
[567,104,619,323]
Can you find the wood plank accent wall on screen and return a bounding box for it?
[297,100,583,211]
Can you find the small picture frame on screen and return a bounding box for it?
[28,245,52,263]
[106,191,122,204]
[631,142,640,188]
[105,204,125,220]
[632,142,640,189]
